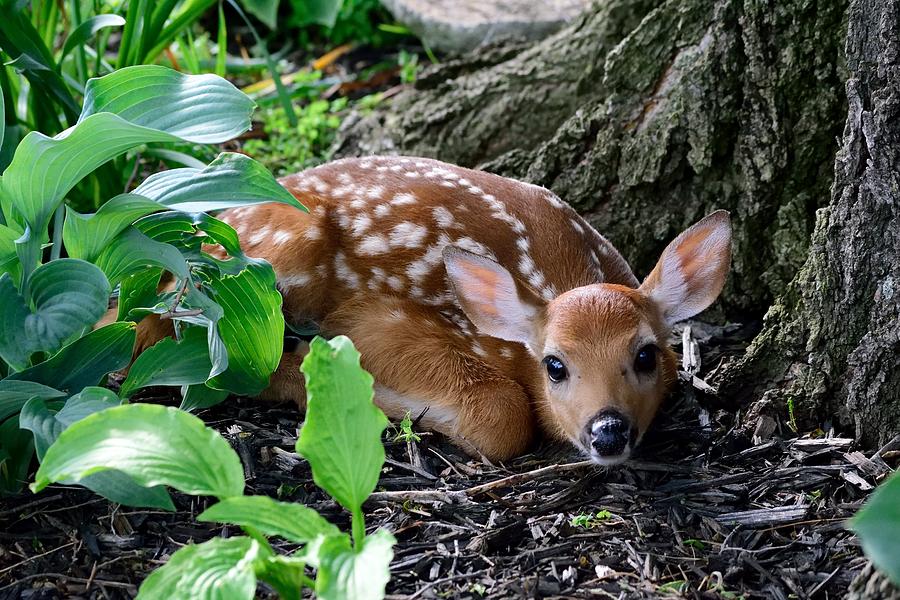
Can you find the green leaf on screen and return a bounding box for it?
[316,529,396,600]
[207,263,284,396]
[0,379,65,422]
[0,224,19,276]
[19,387,120,459]
[0,415,35,496]
[180,384,229,412]
[240,0,280,29]
[255,554,307,600]
[133,152,304,213]
[60,15,126,62]
[291,0,344,27]
[199,496,341,543]
[8,322,136,394]
[93,226,190,287]
[852,471,900,584]
[0,260,111,370]
[81,65,255,143]
[63,194,164,261]
[119,327,213,398]
[79,470,175,511]
[32,404,245,499]
[297,336,388,517]
[137,536,260,600]
[0,65,254,236]
[117,268,164,321]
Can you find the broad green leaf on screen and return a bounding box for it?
[93,226,189,287]
[0,380,65,422]
[180,384,229,412]
[119,327,212,398]
[0,415,34,496]
[297,336,388,515]
[852,471,900,584]
[0,113,179,235]
[0,65,254,236]
[207,263,283,396]
[81,65,255,143]
[63,194,164,261]
[117,268,164,321]
[79,470,175,511]
[255,554,307,600]
[316,529,396,600]
[20,387,120,459]
[32,404,245,499]
[135,211,199,247]
[240,0,280,29]
[60,15,126,62]
[133,152,304,213]
[0,260,110,370]
[199,496,340,543]
[0,223,22,276]
[8,322,136,394]
[292,0,344,27]
[137,536,260,600]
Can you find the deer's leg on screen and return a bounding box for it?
[318,297,537,462]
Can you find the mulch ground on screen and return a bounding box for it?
[1,321,897,599]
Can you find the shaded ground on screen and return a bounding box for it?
[0,321,891,599]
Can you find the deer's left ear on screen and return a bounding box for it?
[639,210,732,326]
[443,246,546,348]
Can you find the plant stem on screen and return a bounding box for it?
[50,204,65,261]
[351,508,365,550]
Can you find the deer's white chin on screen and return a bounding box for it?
[587,448,631,467]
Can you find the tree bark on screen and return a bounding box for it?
[336,0,848,315]
[334,0,900,444]
[720,0,900,447]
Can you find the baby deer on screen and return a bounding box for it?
[142,156,732,464]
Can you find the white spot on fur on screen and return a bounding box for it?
[349,198,366,210]
[366,186,385,200]
[374,204,391,218]
[389,222,429,249]
[471,340,488,358]
[516,237,530,252]
[279,272,310,288]
[386,275,404,291]
[454,237,494,259]
[404,171,420,179]
[351,214,372,237]
[391,192,417,206]
[248,226,271,245]
[432,206,455,229]
[570,218,585,235]
[272,230,293,245]
[545,194,565,209]
[304,225,321,241]
[499,347,514,360]
[358,234,390,255]
[334,252,360,289]
[440,180,456,188]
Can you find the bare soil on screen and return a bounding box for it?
[0,321,893,599]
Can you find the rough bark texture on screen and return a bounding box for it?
[721,0,900,447]
[335,0,848,315]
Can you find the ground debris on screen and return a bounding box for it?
[0,327,890,599]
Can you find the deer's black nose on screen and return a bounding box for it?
[590,410,632,457]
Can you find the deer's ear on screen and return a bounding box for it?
[639,210,732,326]
[444,246,546,348]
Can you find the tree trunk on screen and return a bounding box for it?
[720,0,900,447]
[335,0,848,315]
[334,0,900,444]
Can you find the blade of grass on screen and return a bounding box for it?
[215,1,227,78]
[224,0,297,127]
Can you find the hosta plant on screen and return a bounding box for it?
[851,471,900,585]
[32,336,396,599]
[0,64,305,497]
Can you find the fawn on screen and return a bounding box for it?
[136,156,732,464]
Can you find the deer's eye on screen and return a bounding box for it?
[634,344,658,374]
[543,355,568,383]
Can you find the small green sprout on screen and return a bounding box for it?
[570,509,615,529]
[394,411,421,443]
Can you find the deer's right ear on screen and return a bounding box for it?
[443,246,546,348]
